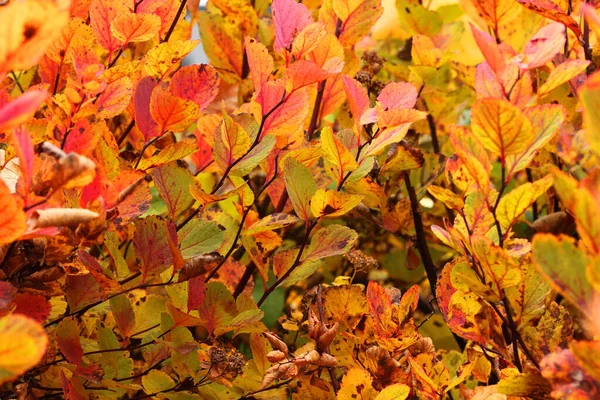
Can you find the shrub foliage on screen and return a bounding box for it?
[1,0,600,398]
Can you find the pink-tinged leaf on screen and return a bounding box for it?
[110,294,136,339]
[0,90,47,132]
[245,37,274,96]
[285,60,330,92]
[96,76,133,119]
[11,126,34,200]
[515,0,581,37]
[0,282,17,313]
[150,162,195,222]
[134,76,161,141]
[377,82,418,110]
[470,23,505,75]
[335,0,383,47]
[197,282,236,335]
[170,64,220,110]
[342,75,370,124]
[187,275,206,313]
[272,0,313,52]
[134,215,174,281]
[12,293,51,324]
[89,0,127,56]
[518,22,565,69]
[56,317,84,365]
[475,62,504,99]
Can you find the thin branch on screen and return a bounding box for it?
[403,171,438,295]
[162,0,187,43]
[307,81,325,140]
[117,119,136,146]
[257,220,317,307]
[10,71,24,93]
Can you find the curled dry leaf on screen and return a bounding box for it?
[29,208,100,229]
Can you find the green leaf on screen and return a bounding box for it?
[151,162,195,222]
[142,370,176,394]
[178,219,225,259]
[231,134,276,176]
[283,157,316,221]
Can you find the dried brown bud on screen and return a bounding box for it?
[266,350,287,363]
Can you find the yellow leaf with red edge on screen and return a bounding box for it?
[333,0,383,46]
[471,98,534,158]
[496,175,553,229]
[0,179,26,245]
[0,90,47,132]
[303,224,358,262]
[538,59,589,97]
[310,189,363,218]
[338,367,378,400]
[110,12,161,44]
[472,236,521,298]
[0,315,48,384]
[138,139,198,170]
[170,64,220,110]
[0,0,69,77]
[144,40,200,79]
[291,22,327,59]
[461,0,520,34]
[505,104,565,178]
[213,111,251,170]
[581,70,600,157]
[320,126,358,181]
[150,86,198,133]
[90,0,128,55]
[380,141,424,174]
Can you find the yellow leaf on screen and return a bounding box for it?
[338,368,378,400]
[472,236,521,298]
[427,185,464,211]
[497,175,553,229]
[310,189,363,218]
[538,59,590,97]
[471,98,534,158]
[380,141,424,174]
[321,126,358,183]
[0,315,48,384]
[0,179,26,245]
[213,111,252,171]
[144,40,200,79]
[581,70,600,157]
[375,384,410,400]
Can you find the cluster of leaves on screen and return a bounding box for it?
[1,0,600,398]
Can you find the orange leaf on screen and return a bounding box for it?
[245,37,274,96]
[110,12,161,44]
[96,76,133,119]
[170,64,220,110]
[90,0,127,56]
[0,179,26,245]
[150,86,199,133]
[334,0,383,46]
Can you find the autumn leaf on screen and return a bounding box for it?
[272,0,313,52]
[470,98,534,159]
[0,90,47,132]
[170,64,220,110]
[90,0,127,57]
[284,157,317,221]
[496,175,553,229]
[56,317,84,365]
[310,189,363,218]
[0,315,48,384]
[515,0,582,37]
[110,12,161,44]
[134,215,174,281]
[0,179,26,245]
[150,86,199,134]
[303,224,358,262]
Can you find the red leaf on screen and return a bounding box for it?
[134,76,161,141]
[170,64,220,111]
[12,293,51,323]
[56,317,84,365]
[0,90,47,132]
[188,275,206,313]
[134,215,174,281]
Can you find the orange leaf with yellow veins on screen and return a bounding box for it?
[110,12,161,44]
[0,315,48,385]
[90,0,127,56]
[0,179,26,245]
[170,64,220,110]
[144,40,200,79]
[470,24,506,75]
[470,98,534,159]
[310,188,363,218]
[149,86,198,134]
[0,0,69,78]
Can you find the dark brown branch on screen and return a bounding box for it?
[162,0,187,43]
[403,171,438,295]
